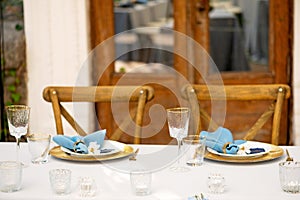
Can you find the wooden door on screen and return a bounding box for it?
[89,0,293,144]
[188,0,293,144]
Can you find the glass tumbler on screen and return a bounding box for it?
[279,161,300,193]
[183,135,206,166]
[0,161,22,192]
[27,133,51,164]
[130,170,152,196]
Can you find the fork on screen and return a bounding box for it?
[285,149,294,161]
[129,148,139,161]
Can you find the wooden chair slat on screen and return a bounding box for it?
[43,86,154,144]
[182,84,291,145]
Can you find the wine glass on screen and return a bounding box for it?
[167,107,190,172]
[6,105,30,161]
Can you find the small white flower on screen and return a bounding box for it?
[88,142,100,155]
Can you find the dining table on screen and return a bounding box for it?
[0,141,299,200]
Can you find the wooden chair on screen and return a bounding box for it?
[43,85,154,144]
[181,84,291,145]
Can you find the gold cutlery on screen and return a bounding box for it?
[129,148,139,161]
[285,149,294,161]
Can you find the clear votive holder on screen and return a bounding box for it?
[49,169,72,195]
[130,170,152,196]
[0,161,22,193]
[183,135,206,166]
[207,173,225,194]
[78,176,97,197]
[279,161,300,193]
[27,133,51,164]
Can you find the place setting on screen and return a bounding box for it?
[201,127,284,163]
[49,129,135,162]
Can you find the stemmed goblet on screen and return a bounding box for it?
[6,105,30,162]
[167,107,190,172]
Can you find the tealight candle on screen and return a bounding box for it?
[78,177,97,197]
[207,173,225,194]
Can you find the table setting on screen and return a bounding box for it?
[1,105,300,199]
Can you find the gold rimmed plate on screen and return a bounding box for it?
[49,140,134,162]
[205,142,284,163]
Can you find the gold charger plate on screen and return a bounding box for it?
[204,143,284,163]
[49,144,134,162]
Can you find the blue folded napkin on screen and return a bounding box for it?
[52,130,106,154]
[200,127,245,154]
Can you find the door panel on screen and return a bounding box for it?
[190,0,292,144]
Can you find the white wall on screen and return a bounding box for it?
[293,0,300,145]
[23,0,92,135]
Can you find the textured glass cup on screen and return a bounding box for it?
[279,161,300,193]
[130,171,152,196]
[0,161,22,193]
[49,169,72,195]
[27,133,51,164]
[183,135,206,166]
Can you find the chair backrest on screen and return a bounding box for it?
[43,85,154,144]
[181,84,291,145]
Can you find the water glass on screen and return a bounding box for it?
[183,135,206,166]
[0,161,22,193]
[6,105,30,162]
[27,133,51,164]
[167,107,190,172]
[130,170,152,196]
[207,173,225,194]
[49,169,72,195]
[279,161,300,193]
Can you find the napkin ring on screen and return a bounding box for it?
[73,140,85,151]
[222,142,231,154]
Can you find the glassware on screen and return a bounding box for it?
[183,135,206,166]
[0,161,23,193]
[27,133,51,164]
[6,105,30,162]
[279,161,300,193]
[130,170,152,196]
[207,173,225,194]
[167,107,190,172]
[78,176,97,197]
[49,169,72,195]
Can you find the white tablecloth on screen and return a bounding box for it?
[0,142,299,200]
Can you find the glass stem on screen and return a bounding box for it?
[177,138,182,165]
[16,137,21,162]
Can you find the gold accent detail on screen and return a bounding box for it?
[222,142,231,154]
[73,140,85,152]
